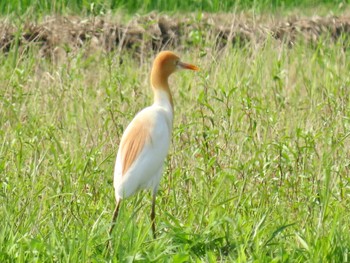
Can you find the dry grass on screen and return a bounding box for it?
[1,12,350,61]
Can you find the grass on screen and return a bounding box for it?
[0,0,348,16]
[1,20,350,261]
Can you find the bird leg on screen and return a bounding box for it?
[151,193,156,239]
[105,200,121,251]
[109,200,121,236]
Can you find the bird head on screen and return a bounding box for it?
[151,51,199,110]
[151,51,199,80]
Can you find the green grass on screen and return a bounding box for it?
[1,24,350,261]
[0,0,348,16]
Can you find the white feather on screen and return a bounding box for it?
[113,94,173,200]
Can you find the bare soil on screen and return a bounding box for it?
[1,12,350,59]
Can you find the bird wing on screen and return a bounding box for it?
[119,116,152,176]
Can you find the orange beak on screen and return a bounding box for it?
[178,61,200,71]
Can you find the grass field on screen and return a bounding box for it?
[0,0,347,16]
[1,1,350,262]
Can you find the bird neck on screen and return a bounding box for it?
[151,72,174,112]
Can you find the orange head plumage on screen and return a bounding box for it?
[150,51,199,90]
[150,51,199,109]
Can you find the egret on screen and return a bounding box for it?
[109,51,199,238]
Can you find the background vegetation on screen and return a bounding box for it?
[1,0,350,262]
[0,0,348,16]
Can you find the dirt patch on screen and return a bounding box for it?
[1,12,350,58]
